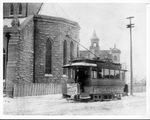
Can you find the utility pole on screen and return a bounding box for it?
[127,16,134,96]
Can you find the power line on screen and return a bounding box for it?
[37,3,43,14]
[56,3,70,19]
[53,3,58,16]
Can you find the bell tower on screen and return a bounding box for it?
[111,44,121,63]
[89,30,100,59]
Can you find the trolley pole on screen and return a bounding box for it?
[127,16,134,96]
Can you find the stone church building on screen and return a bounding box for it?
[3,3,80,95]
[79,30,121,63]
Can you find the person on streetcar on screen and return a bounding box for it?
[75,68,86,92]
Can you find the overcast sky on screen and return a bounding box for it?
[39,3,147,82]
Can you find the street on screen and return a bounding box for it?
[3,93,146,117]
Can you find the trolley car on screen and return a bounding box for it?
[62,58,127,101]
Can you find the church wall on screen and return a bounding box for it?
[3,3,27,18]
[34,15,80,83]
[16,16,34,83]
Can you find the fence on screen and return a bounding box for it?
[128,85,146,93]
[13,83,62,97]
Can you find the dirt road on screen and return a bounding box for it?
[3,93,146,116]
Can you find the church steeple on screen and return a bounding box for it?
[90,30,99,40]
[89,30,100,59]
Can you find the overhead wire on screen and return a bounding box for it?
[37,3,43,14]
[56,4,98,58]
[66,35,99,58]
[40,3,98,59]
[56,3,70,19]
[36,3,98,59]
[53,3,58,17]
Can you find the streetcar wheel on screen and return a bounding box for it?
[99,95,103,101]
[93,94,99,101]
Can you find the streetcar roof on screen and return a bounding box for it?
[63,62,97,68]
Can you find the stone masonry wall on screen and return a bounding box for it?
[16,15,34,83]
[34,15,80,83]
[3,3,42,18]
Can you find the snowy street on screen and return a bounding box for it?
[3,93,146,117]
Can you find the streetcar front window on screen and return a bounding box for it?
[92,67,97,79]
[68,68,75,79]
[71,68,75,79]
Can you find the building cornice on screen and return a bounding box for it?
[34,14,80,30]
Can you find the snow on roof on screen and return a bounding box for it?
[3,18,27,27]
[63,62,97,67]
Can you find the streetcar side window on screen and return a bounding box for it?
[110,69,115,79]
[115,70,120,79]
[120,71,123,80]
[98,69,104,79]
[104,69,109,79]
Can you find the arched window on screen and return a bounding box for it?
[45,39,52,74]
[70,41,74,60]
[63,40,67,74]
[77,45,79,57]
[18,3,22,14]
[3,49,6,79]
[114,55,117,61]
[10,4,14,15]
[93,42,97,47]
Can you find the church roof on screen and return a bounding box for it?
[3,18,26,27]
[90,30,99,40]
[111,44,121,53]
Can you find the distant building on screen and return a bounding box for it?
[79,30,121,63]
[3,3,43,19]
[3,3,80,96]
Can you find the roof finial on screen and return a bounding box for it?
[94,29,96,34]
[11,14,20,28]
[114,44,116,48]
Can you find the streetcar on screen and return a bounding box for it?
[62,57,127,101]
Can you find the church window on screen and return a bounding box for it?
[63,40,67,74]
[3,49,6,79]
[114,55,117,61]
[77,45,79,57]
[45,39,52,74]
[18,3,22,14]
[70,41,74,60]
[93,42,97,47]
[10,4,14,15]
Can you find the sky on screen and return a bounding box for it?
[39,2,147,82]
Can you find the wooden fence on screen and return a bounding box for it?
[128,85,146,93]
[13,83,62,97]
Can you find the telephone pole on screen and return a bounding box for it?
[127,16,134,96]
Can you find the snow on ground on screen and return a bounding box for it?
[3,93,146,116]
